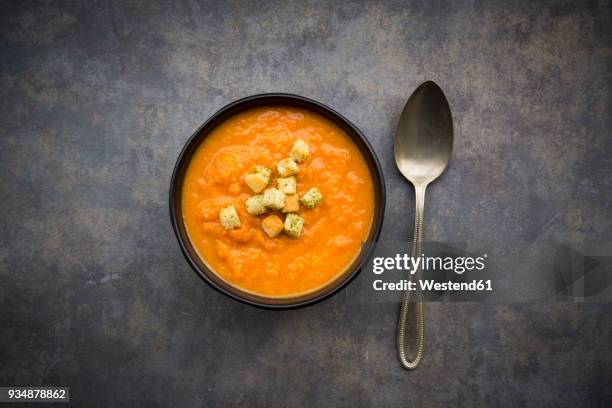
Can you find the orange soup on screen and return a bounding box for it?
[182,106,375,297]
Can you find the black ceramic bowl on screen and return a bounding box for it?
[170,94,385,308]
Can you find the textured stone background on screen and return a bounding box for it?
[1,0,611,406]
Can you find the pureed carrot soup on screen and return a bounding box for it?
[182,106,375,297]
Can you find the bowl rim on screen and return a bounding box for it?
[169,93,386,309]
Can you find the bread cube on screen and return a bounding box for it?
[244,173,267,193]
[245,195,267,215]
[261,215,284,238]
[277,158,299,177]
[284,213,305,238]
[254,165,272,179]
[290,139,310,163]
[219,205,240,229]
[263,188,286,210]
[244,165,272,193]
[282,194,300,213]
[300,187,322,209]
[277,176,297,195]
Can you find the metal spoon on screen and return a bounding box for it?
[394,81,454,369]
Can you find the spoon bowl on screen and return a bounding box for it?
[394,81,453,186]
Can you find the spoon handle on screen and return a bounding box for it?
[397,183,426,370]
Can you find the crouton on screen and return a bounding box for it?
[277,158,299,177]
[290,139,310,163]
[282,194,300,213]
[284,213,305,238]
[244,165,272,193]
[245,195,267,215]
[277,176,297,195]
[300,187,322,209]
[244,173,267,193]
[254,165,272,179]
[261,215,284,238]
[219,205,240,229]
[263,188,286,210]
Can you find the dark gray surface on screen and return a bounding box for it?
[1,0,611,406]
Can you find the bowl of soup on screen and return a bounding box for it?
[170,94,385,308]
